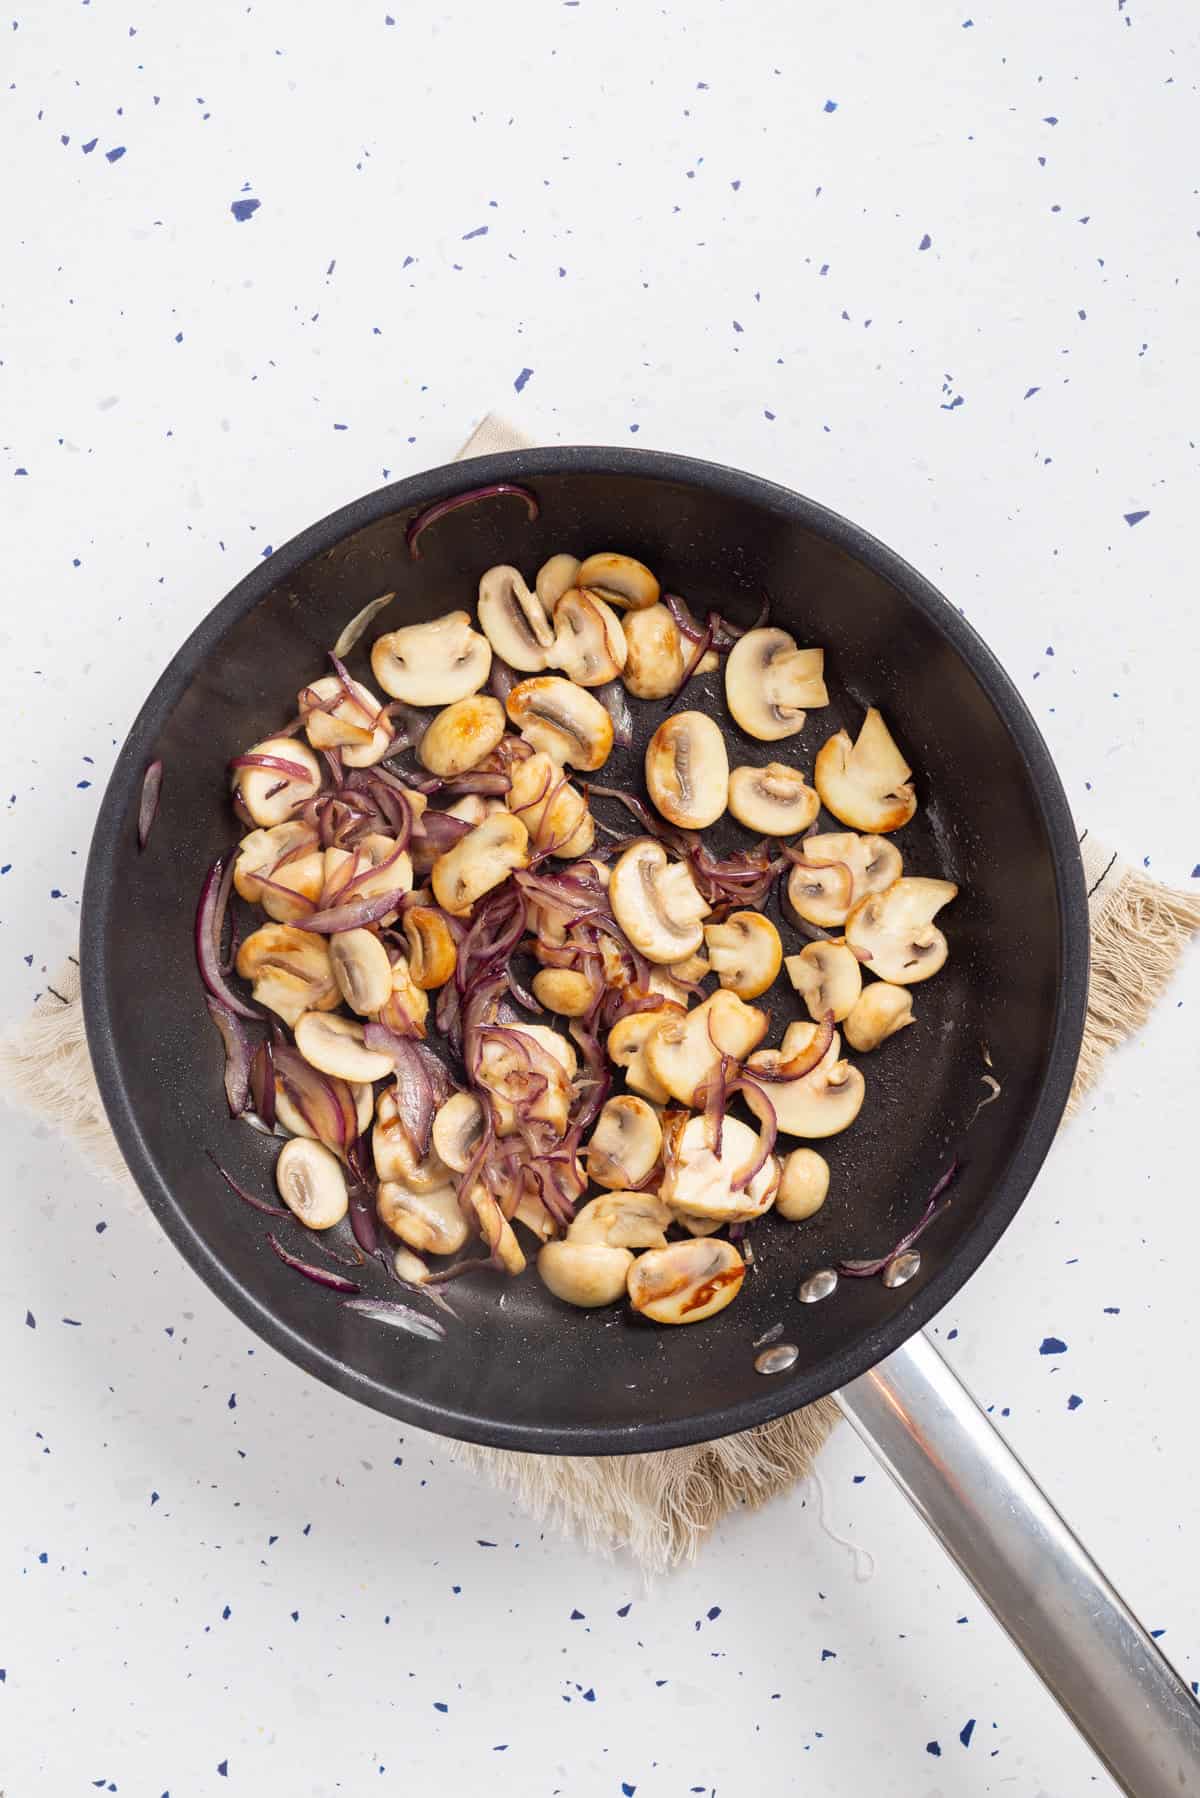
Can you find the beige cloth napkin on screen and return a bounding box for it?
[3,415,1197,1573]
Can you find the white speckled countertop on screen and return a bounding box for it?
[2,2,1198,1792]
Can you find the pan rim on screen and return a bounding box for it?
[81,446,1090,1454]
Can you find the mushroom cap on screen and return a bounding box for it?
[531,966,600,1017]
[644,989,768,1106]
[275,1138,349,1230]
[644,711,730,830]
[843,980,915,1051]
[506,749,592,857]
[538,1240,634,1308]
[608,839,711,963]
[575,552,661,611]
[535,553,583,610]
[234,823,325,923]
[776,1147,831,1221]
[813,707,916,833]
[727,763,820,835]
[787,830,903,930]
[659,1112,780,1221]
[418,695,506,778]
[585,1094,664,1190]
[725,629,828,741]
[232,736,321,828]
[295,1010,395,1084]
[402,905,458,990]
[371,610,492,706]
[506,676,614,771]
[568,1190,673,1250]
[477,564,555,671]
[844,876,957,985]
[374,1085,455,1188]
[551,589,628,686]
[431,811,530,916]
[299,674,391,767]
[477,1021,575,1136]
[621,603,685,699]
[607,1002,686,1104]
[784,939,863,1022]
[746,1025,866,1138]
[375,953,430,1037]
[329,926,394,1015]
[704,911,783,1001]
[627,1238,746,1325]
[431,1091,486,1173]
[235,923,339,1027]
[377,1181,469,1256]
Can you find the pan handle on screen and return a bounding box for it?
[836,1330,1200,1796]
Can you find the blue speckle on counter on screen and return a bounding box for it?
[230,197,260,222]
[25,1310,35,1328]
[1150,1628,1166,1638]
[1123,509,1150,526]
[821,1648,836,1661]
[1039,1336,1067,1355]
[570,1608,585,1620]
[960,1718,976,1747]
[617,1603,631,1616]
[918,233,932,250]
[462,225,488,240]
[927,1741,942,1756]
[217,1763,227,1778]
[622,1785,637,1795]
[477,1539,496,1547]
[1067,1393,1083,1410]
[433,1701,448,1712]
[707,1605,721,1620]
[823,99,838,112]
[82,137,98,154]
[105,146,126,162]
[514,367,534,394]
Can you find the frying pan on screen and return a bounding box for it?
[82,448,1200,1792]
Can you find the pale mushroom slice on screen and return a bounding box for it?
[299,674,391,767]
[535,553,582,610]
[607,1003,685,1105]
[506,749,594,857]
[431,1091,485,1173]
[374,1086,454,1188]
[477,564,556,671]
[329,927,394,1016]
[464,1180,526,1275]
[660,1112,780,1223]
[275,1138,349,1230]
[844,877,957,984]
[785,858,854,931]
[575,552,661,612]
[403,906,458,990]
[844,981,914,1051]
[776,1148,830,1220]
[585,1095,663,1190]
[531,967,601,1018]
[746,1022,865,1138]
[322,834,413,920]
[371,610,492,705]
[644,989,768,1106]
[704,912,783,1002]
[232,736,321,828]
[376,954,430,1037]
[418,695,506,777]
[645,712,730,830]
[550,589,628,686]
[506,676,614,770]
[538,1240,633,1308]
[627,1238,746,1325]
[235,923,339,1027]
[274,1076,374,1142]
[785,939,863,1023]
[725,629,828,741]
[234,823,324,924]
[787,830,903,931]
[431,811,530,917]
[727,763,819,836]
[477,1022,575,1136]
[295,1011,394,1083]
[621,603,685,700]
[608,839,710,964]
[814,707,916,833]
[567,1191,672,1250]
[377,1181,469,1256]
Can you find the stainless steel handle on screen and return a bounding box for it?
[837,1331,1200,1797]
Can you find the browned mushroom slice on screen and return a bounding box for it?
[235,923,340,1027]
[232,736,321,828]
[506,676,614,770]
[659,1113,779,1222]
[575,552,661,611]
[727,763,819,835]
[418,695,506,777]
[813,707,916,832]
[477,565,555,671]
[843,982,915,1051]
[550,589,628,686]
[644,989,768,1106]
[844,877,957,983]
[627,1238,746,1324]
[725,628,828,740]
[584,1096,663,1190]
[621,603,685,699]
[608,839,710,963]
[704,912,783,1001]
[784,940,863,1022]
[371,610,492,705]
[645,711,730,830]
[431,812,530,917]
[537,1240,633,1307]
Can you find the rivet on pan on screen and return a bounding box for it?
[882,1250,921,1288]
[755,1343,800,1375]
[798,1268,838,1304]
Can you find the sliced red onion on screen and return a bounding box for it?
[196,856,261,1020]
[340,1297,446,1340]
[206,1150,290,1218]
[728,1079,777,1191]
[839,1160,963,1278]
[671,614,716,698]
[405,482,539,559]
[664,592,706,643]
[229,752,315,784]
[137,759,163,850]
[332,590,396,658]
[592,679,634,748]
[487,655,520,704]
[249,1038,276,1131]
[742,1014,835,1083]
[382,700,438,749]
[298,888,408,933]
[266,1232,362,1292]
[273,1044,358,1158]
[204,997,257,1114]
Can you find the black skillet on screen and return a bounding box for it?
[81,449,1199,1793]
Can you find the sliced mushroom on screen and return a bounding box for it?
[607,1003,684,1104]
[477,1022,575,1135]
[814,707,916,832]
[418,695,506,778]
[513,1184,557,1243]
[329,927,394,1015]
[669,949,710,984]
[704,912,782,1001]
[393,1246,433,1284]
[608,839,710,963]
[673,1212,725,1237]
[644,989,768,1106]
[786,830,903,930]
[844,981,915,1051]
[464,1180,526,1275]
[725,629,828,741]
[376,953,430,1037]
[645,712,730,830]
[550,589,628,686]
[627,1238,746,1324]
[621,603,685,699]
[776,1147,830,1221]
[322,834,412,921]
[506,749,594,857]
[585,1095,663,1190]
[275,1076,374,1142]
[477,565,555,671]
[785,858,854,930]
[538,1240,633,1308]
[299,673,391,767]
[232,736,320,828]
[431,812,530,917]
[431,1091,485,1173]
[531,967,600,1018]
[506,676,613,770]
[575,552,661,611]
[274,1138,348,1230]
[535,553,582,610]
[844,877,957,984]
[660,1112,780,1224]
[294,1011,394,1083]
[568,1190,672,1250]
[746,1024,865,1138]
[785,940,863,1022]
[403,906,458,990]
[371,610,492,705]
[727,763,819,835]
[234,823,324,923]
[377,1181,469,1256]
[235,924,339,1027]
[374,1086,454,1189]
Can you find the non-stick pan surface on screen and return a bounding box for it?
[82,449,1088,1454]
